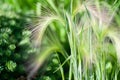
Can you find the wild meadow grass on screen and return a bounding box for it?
[28,0,120,80]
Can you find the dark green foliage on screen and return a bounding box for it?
[0,16,35,80]
[34,54,63,80]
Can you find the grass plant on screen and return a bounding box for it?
[28,0,120,80]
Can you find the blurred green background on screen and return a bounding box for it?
[0,0,68,80]
[0,0,120,80]
[0,0,39,80]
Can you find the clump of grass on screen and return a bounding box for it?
[28,0,120,80]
